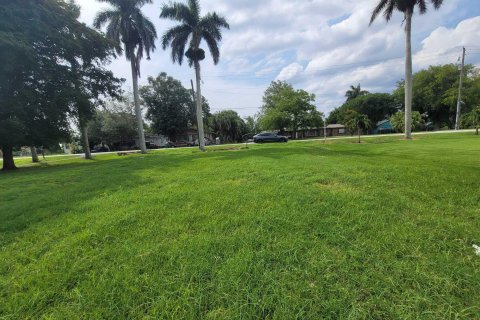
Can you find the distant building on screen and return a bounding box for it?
[373,120,393,134]
[284,124,347,139]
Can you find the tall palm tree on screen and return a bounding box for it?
[94,0,157,154]
[369,0,443,140]
[345,84,369,101]
[160,0,229,151]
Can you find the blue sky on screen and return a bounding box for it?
[78,0,480,117]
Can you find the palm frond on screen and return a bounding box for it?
[162,25,191,49]
[431,0,444,9]
[160,2,195,25]
[369,0,389,25]
[418,0,427,14]
[202,30,220,64]
[93,9,118,29]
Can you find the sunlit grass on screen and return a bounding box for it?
[1,133,479,319]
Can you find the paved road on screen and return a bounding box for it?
[2,129,475,161]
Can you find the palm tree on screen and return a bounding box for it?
[345,111,371,143]
[345,84,369,101]
[94,0,157,154]
[369,0,443,140]
[468,106,480,135]
[160,0,229,151]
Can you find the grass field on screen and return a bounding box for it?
[1,133,479,319]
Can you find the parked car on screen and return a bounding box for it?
[253,132,288,143]
[166,140,194,148]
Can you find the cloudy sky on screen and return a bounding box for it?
[78,0,480,117]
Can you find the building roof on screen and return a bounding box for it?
[326,124,345,129]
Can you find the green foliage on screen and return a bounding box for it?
[140,72,210,140]
[345,84,369,101]
[259,81,324,136]
[393,64,480,129]
[328,93,398,125]
[370,0,444,24]
[461,106,480,134]
[87,97,138,147]
[93,0,157,75]
[160,0,230,66]
[209,110,247,143]
[1,134,479,318]
[141,73,192,140]
[344,110,371,142]
[390,111,424,133]
[244,116,260,134]
[0,0,121,170]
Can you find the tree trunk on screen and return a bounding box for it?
[131,58,147,154]
[1,146,17,171]
[476,125,479,135]
[81,123,92,160]
[31,146,39,163]
[404,11,413,140]
[358,127,361,143]
[194,60,206,151]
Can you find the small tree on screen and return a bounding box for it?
[209,110,247,143]
[344,111,371,143]
[464,106,480,135]
[390,111,424,133]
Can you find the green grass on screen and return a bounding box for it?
[1,134,479,319]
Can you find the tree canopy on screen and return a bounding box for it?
[328,93,398,126]
[140,72,210,140]
[209,110,247,143]
[0,0,122,170]
[259,81,323,138]
[393,64,480,129]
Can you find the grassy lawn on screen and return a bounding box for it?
[1,133,479,319]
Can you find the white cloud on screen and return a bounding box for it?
[75,0,480,117]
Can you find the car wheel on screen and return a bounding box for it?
[283,138,287,142]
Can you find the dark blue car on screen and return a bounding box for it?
[253,132,288,143]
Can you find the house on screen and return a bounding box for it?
[284,124,347,139]
[325,124,346,136]
[373,120,394,134]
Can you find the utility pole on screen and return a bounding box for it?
[455,47,466,130]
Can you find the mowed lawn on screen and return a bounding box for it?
[1,134,479,319]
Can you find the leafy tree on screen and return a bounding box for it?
[259,81,323,138]
[160,0,229,151]
[390,111,424,133]
[344,111,372,143]
[393,64,480,129]
[345,84,369,101]
[141,73,191,140]
[462,106,480,135]
[87,97,138,147]
[244,116,260,134]
[370,0,444,139]
[94,0,157,154]
[209,110,247,143]
[328,93,398,126]
[0,0,121,170]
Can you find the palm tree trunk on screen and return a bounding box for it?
[194,60,206,152]
[31,146,39,163]
[81,122,92,160]
[1,145,17,170]
[130,58,147,154]
[404,10,413,140]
